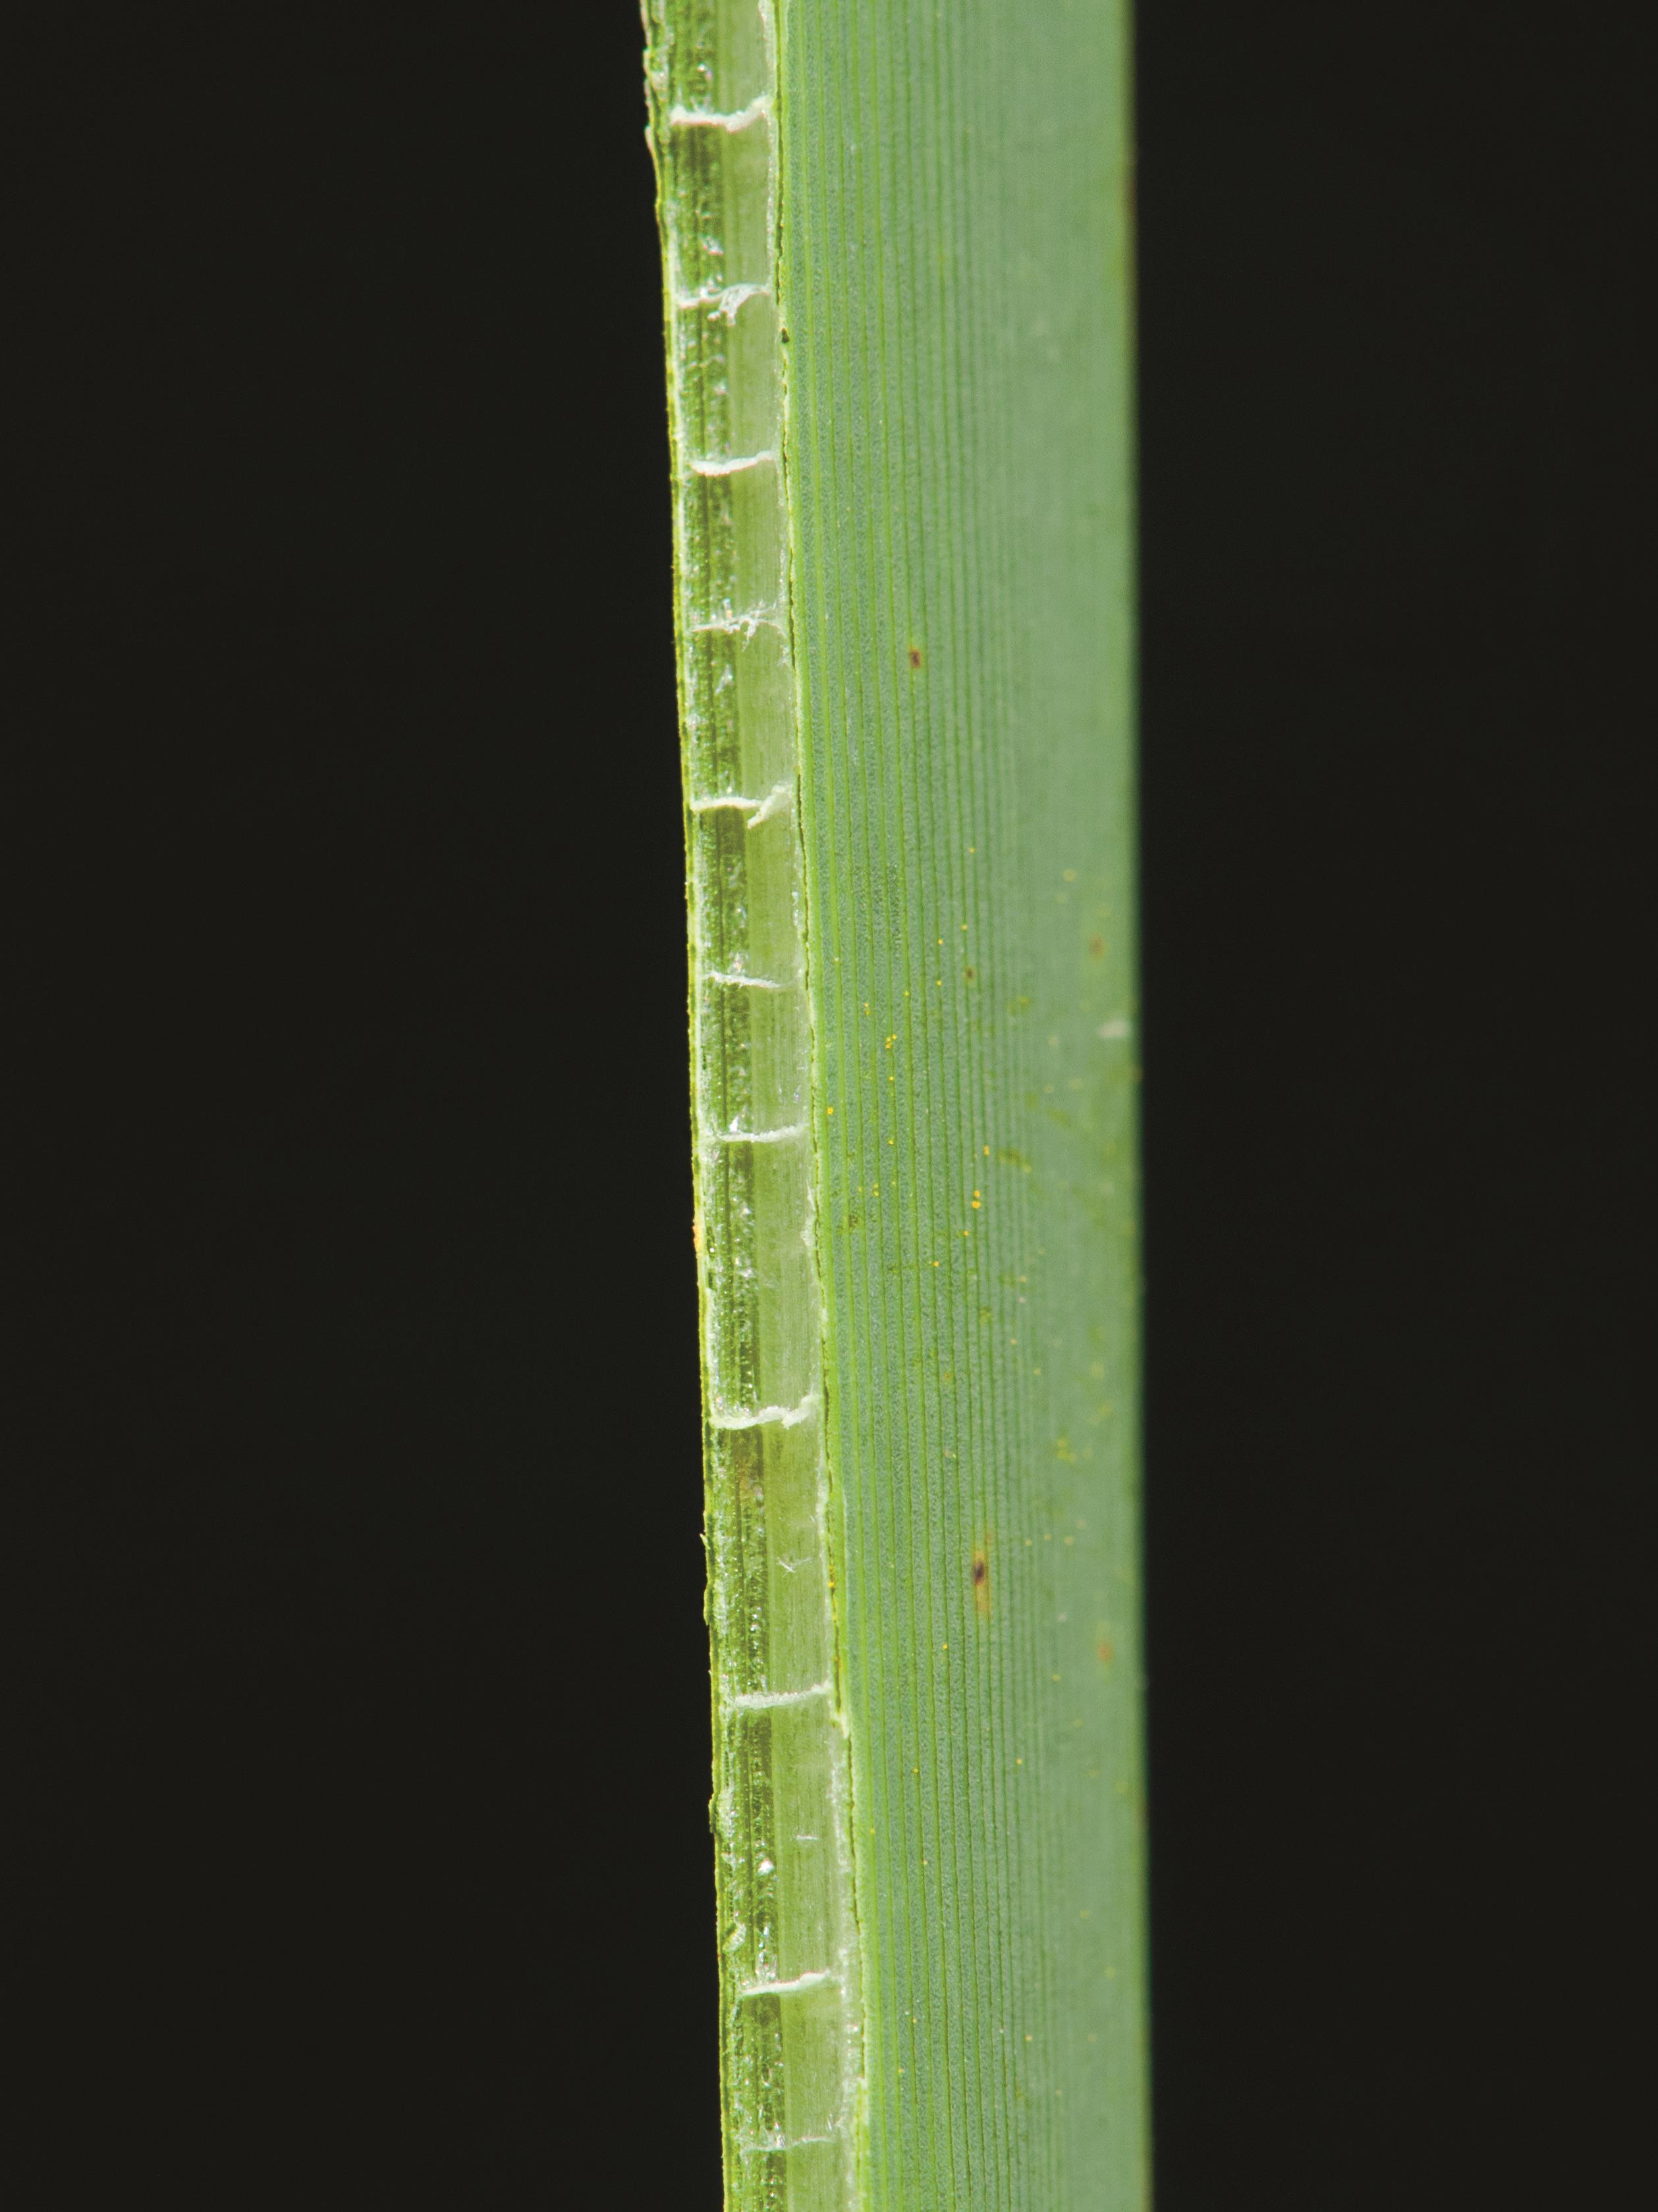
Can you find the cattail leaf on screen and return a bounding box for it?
[646,4,1144,2204]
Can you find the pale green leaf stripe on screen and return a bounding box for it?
[648,3,1145,2206]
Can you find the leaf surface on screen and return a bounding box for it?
[646,5,1144,2205]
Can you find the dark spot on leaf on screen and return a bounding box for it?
[972,1546,991,1616]
[1088,935,1105,959]
[908,645,923,669]
[964,965,976,981]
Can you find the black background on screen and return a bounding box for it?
[5,2,1645,2203]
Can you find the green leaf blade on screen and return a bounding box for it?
[648,3,1144,2204]
[782,4,1144,2203]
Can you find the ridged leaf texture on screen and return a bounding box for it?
[644,4,1145,2207]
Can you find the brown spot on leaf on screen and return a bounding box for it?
[1088,935,1105,959]
[972,1546,991,1617]
[964,965,976,982]
[1095,1636,1115,1666]
[908,645,923,669]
